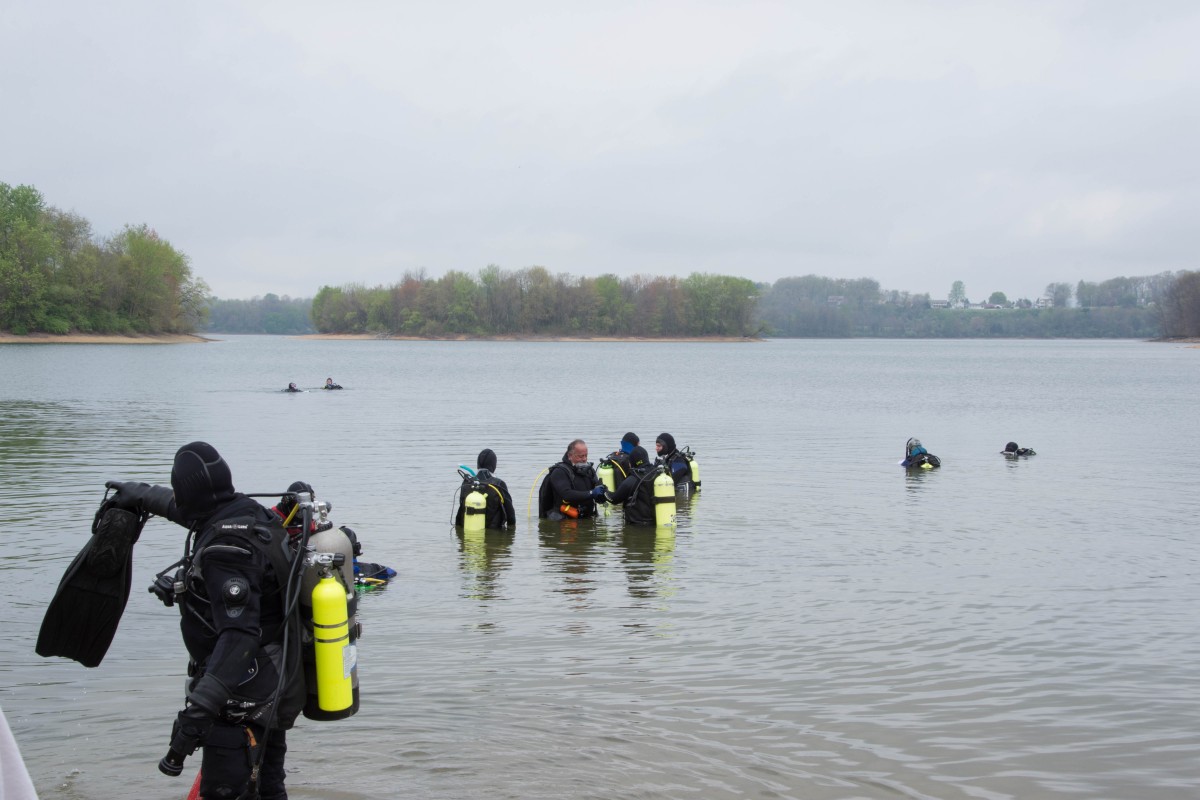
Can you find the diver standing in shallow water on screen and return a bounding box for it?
[604,446,660,526]
[539,439,606,520]
[655,432,697,492]
[105,442,302,800]
[456,448,517,529]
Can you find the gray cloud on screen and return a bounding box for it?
[4,1,1197,303]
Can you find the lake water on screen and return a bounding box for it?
[1,336,1197,799]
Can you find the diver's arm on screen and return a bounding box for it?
[192,540,265,695]
[105,481,189,525]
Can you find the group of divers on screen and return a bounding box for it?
[454,431,700,532]
[900,437,1037,469]
[284,378,343,392]
[28,433,700,798]
[25,430,1038,799]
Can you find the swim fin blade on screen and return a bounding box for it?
[36,506,148,668]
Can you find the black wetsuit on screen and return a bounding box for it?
[154,493,301,800]
[607,466,659,526]
[455,470,517,529]
[540,459,602,519]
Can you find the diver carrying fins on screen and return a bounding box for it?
[36,490,150,668]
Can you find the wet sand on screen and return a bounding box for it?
[297,333,761,342]
[0,332,212,344]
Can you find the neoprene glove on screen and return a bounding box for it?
[590,485,605,497]
[105,481,175,516]
[105,481,152,511]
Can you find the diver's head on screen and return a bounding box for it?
[277,480,314,517]
[620,432,639,454]
[477,448,497,476]
[629,445,650,469]
[171,442,236,521]
[566,439,588,464]
[655,433,676,456]
[1004,441,1019,453]
[288,382,297,390]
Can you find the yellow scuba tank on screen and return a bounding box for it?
[463,485,487,533]
[598,460,616,493]
[688,456,701,491]
[312,568,353,712]
[653,469,676,527]
[300,525,360,721]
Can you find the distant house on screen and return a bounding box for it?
[1035,297,1054,309]
[827,295,845,306]
[930,300,951,309]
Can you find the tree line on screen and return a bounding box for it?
[7,181,1199,339]
[310,268,760,337]
[205,294,314,334]
[752,274,1172,338]
[0,183,207,335]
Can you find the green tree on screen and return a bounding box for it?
[0,183,55,332]
[988,291,1008,306]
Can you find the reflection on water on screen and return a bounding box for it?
[3,337,1199,799]
[456,528,514,603]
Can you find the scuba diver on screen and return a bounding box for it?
[1002,442,1037,458]
[99,443,303,800]
[901,437,942,469]
[455,448,517,529]
[323,378,343,390]
[655,432,699,493]
[538,439,607,520]
[284,382,302,392]
[603,446,661,526]
[273,480,395,588]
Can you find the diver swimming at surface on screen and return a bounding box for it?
[901,437,941,469]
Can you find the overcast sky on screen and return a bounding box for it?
[4,1,1198,302]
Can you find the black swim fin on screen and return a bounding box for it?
[36,505,148,668]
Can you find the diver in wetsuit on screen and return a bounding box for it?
[654,432,696,492]
[1002,442,1036,458]
[604,446,660,526]
[105,443,303,800]
[285,382,301,392]
[901,437,941,468]
[455,448,517,529]
[539,439,606,520]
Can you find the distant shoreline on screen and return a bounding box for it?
[0,332,213,345]
[296,333,762,343]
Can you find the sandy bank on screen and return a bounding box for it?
[0,332,212,345]
[296,333,761,343]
